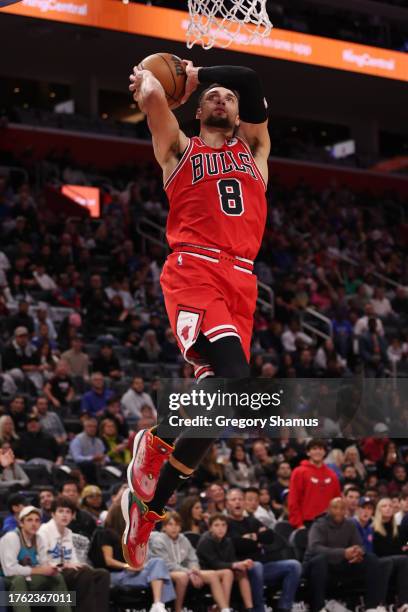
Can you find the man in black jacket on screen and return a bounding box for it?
[304,497,390,612]
[226,488,301,612]
[20,416,64,466]
[197,513,254,612]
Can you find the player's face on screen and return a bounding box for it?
[197,87,239,130]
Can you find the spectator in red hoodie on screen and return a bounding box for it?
[288,439,341,529]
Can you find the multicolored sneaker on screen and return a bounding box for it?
[127,429,174,502]
[121,487,165,570]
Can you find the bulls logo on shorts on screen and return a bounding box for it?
[175,306,204,350]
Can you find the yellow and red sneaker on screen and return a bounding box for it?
[121,487,165,570]
[127,429,174,502]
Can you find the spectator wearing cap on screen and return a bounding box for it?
[69,417,107,483]
[1,493,27,534]
[61,336,90,380]
[2,326,43,392]
[120,376,156,421]
[0,505,71,612]
[288,439,340,529]
[352,497,375,553]
[92,343,123,380]
[80,485,104,522]
[80,372,114,418]
[19,415,64,468]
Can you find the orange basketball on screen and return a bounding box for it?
[138,53,187,110]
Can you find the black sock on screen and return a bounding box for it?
[150,424,176,446]
[148,461,190,514]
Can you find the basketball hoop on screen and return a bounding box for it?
[187,0,273,50]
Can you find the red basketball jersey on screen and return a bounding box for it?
[164,136,267,261]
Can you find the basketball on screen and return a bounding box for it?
[138,53,187,109]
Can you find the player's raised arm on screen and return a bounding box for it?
[182,62,270,164]
[129,68,189,172]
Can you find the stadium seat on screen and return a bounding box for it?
[274,520,295,542]
[289,527,308,562]
[96,465,124,489]
[21,464,53,488]
[183,531,201,549]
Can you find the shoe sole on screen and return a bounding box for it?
[121,487,144,570]
[121,487,133,566]
[127,429,150,499]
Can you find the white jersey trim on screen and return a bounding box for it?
[164,138,193,190]
[236,136,267,191]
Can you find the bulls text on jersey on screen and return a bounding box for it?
[190,150,258,184]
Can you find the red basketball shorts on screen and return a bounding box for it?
[160,246,258,381]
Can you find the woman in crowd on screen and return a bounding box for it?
[0,415,21,454]
[99,418,130,466]
[343,445,366,480]
[377,442,400,480]
[179,496,208,535]
[137,329,162,363]
[95,502,175,612]
[150,512,232,612]
[225,443,257,489]
[324,448,344,479]
[373,497,408,612]
[80,485,105,522]
[193,443,226,489]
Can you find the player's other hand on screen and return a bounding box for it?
[181,59,200,104]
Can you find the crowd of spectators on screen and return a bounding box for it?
[0,145,407,612]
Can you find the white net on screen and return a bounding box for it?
[187,0,273,49]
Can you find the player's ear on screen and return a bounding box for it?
[196,106,202,119]
[235,114,240,127]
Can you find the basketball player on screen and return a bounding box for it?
[122,60,270,569]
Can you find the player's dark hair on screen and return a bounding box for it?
[209,513,228,526]
[51,496,76,514]
[198,84,240,108]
